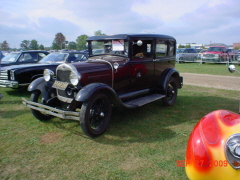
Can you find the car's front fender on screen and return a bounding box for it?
[75,83,122,106]
[28,77,56,101]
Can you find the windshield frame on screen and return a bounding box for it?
[88,39,129,57]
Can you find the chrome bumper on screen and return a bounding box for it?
[22,98,80,121]
[0,80,19,88]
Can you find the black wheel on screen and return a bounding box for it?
[30,90,53,121]
[162,77,178,106]
[80,92,112,137]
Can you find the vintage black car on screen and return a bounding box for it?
[0,52,88,88]
[0,50,49,67]
[22,34,183,137]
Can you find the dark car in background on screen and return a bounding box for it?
[176,48,198,62]
[0,52,88,88]
[0,50,49,67]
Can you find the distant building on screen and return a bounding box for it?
[204,43,228,49]
[233,42,240,49]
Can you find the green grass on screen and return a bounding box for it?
[0,63,240,180]
[175,63,240,76]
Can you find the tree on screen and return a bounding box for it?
[178,44,184,48]
[1,41,10,51]
[51,41,60,50]
[94,30,106,36]
[38,44,45,50]
[29,39,39,50]
[76,34,89,50]
[55,32,66,49]
[67,41,77,50]
[20,40,30,50]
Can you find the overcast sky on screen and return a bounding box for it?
[0,0,239,48]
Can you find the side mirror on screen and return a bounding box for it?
[228,65,236,73]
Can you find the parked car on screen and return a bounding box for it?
[176,48,198,62]
[202,46,229,62]
[22,34,183,137]
[197,49,206,59]
[227,49,239,61]
[0,52,88,89]
[0,50,49,67]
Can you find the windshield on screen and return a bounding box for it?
[177,49,184,53]
[39,53,68,63]
[1,53,20,62]
[90,40,128,56]
[207,47,223,52]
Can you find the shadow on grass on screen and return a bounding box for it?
[34,95,238,145]
[4,87,30,98]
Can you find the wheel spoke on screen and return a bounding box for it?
[89,98,106,130]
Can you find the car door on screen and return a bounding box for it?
[129,38,155,91]
[188,49,197,61]
[153,39,175,84]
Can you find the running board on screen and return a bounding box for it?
[123,93,165,108]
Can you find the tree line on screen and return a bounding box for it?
[0,30,106,51]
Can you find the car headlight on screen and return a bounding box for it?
[69,71,80,85]
[10,70,15,80]
[225,133,240,169]
[43,69,54,81]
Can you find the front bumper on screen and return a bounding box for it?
[202,56,220,62]
[0,80,19,88]
[22,98,80,121]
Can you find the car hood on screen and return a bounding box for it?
[0,61,15,66]
[203,51,222,54]
[0,62,59,71]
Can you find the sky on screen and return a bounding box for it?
[0,0,240,48]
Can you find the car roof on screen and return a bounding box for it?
[10,50,49,53]
[50,52,87,54]
[87,34,175,41]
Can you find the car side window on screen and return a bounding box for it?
[132,40,153,59]
[19,53,38,62]
[188,49,194,53]
[169,41,175,56]
[156,40,167,57]
[38,53,47,60]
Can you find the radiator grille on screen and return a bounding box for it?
[57,70,71,83]
[0,70,8,80]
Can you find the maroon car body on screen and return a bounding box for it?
[23,34,183,137]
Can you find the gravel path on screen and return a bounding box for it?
[181,73,240,91]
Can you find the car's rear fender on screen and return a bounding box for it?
[157,68,183,93]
